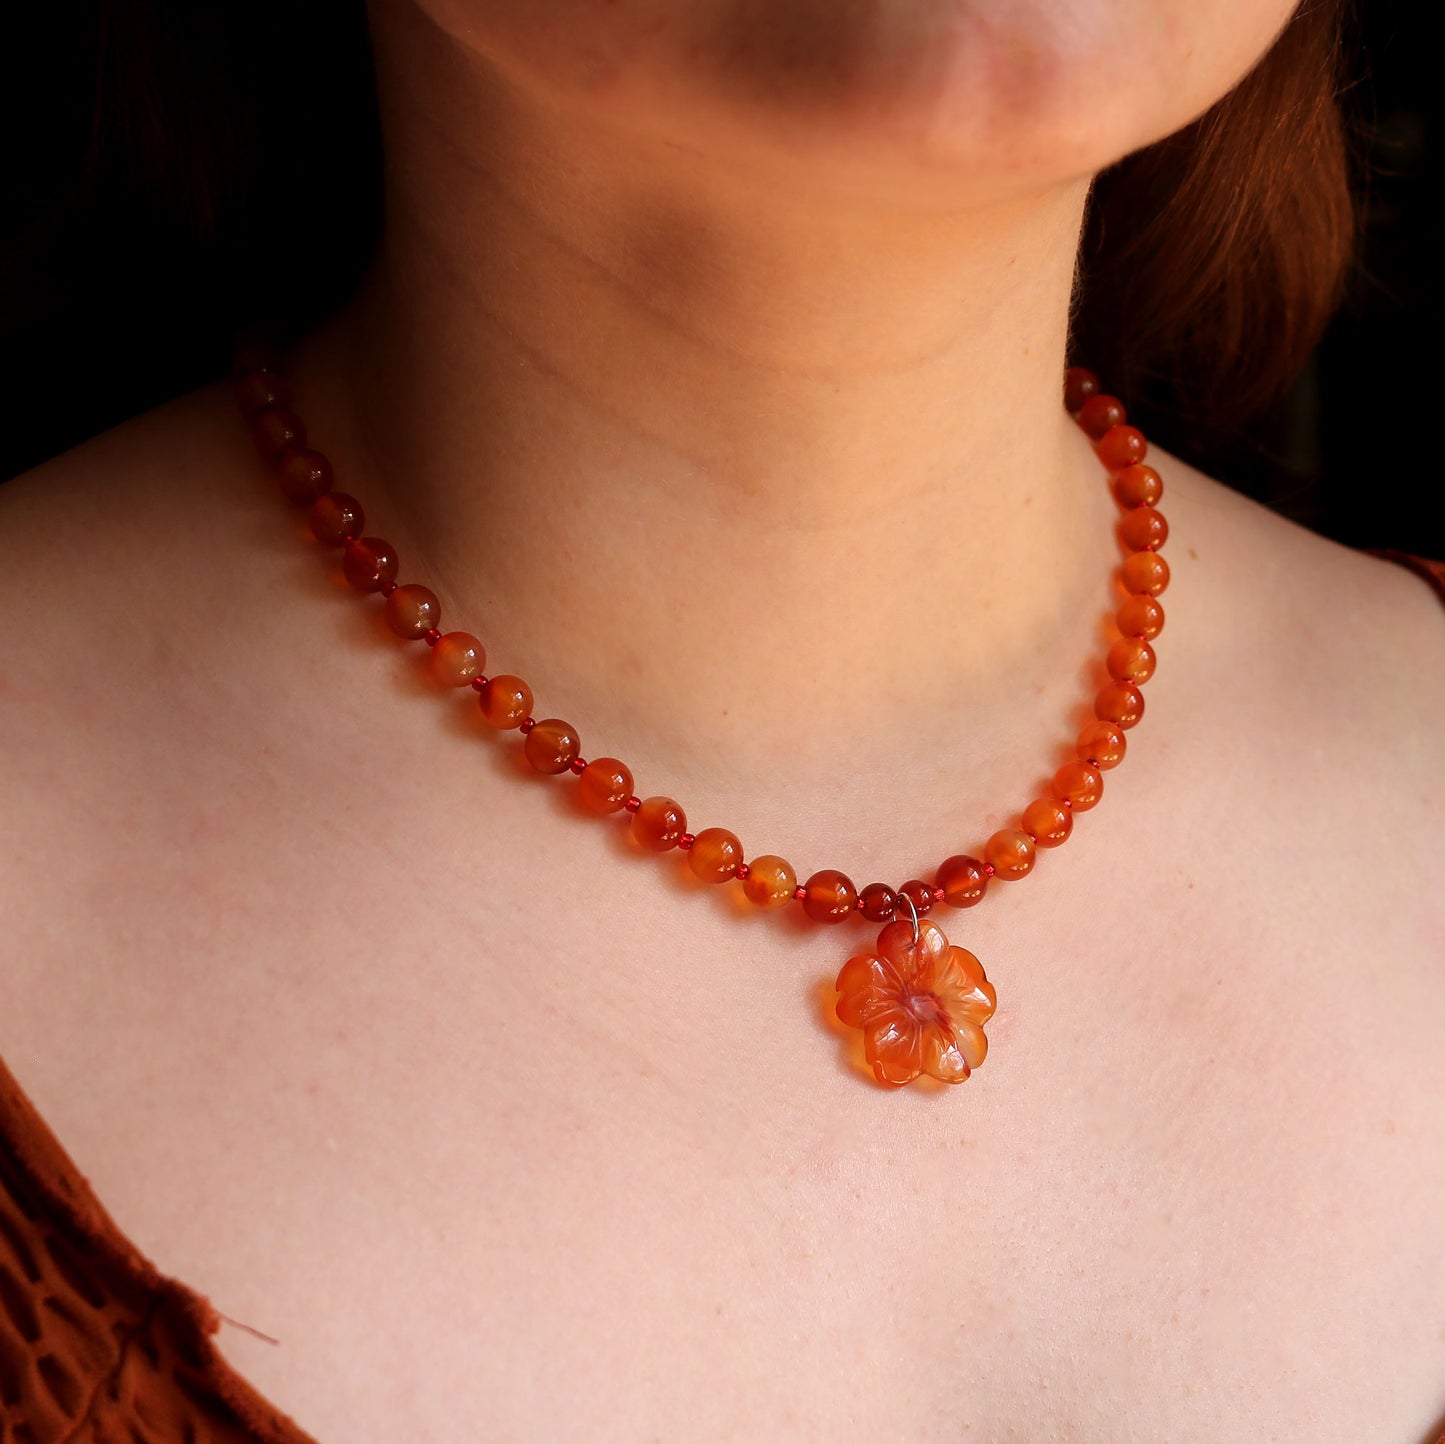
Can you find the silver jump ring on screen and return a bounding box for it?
[898,889,920,948]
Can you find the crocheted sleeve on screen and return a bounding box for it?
[0,1053,315,1443]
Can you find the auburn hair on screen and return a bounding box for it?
[4,0,1354,465]
[1072,0,1356,421]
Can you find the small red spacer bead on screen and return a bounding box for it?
[983,862,996,877]
[624,796,642,813]
[470,675,488,691]
[854,893,865,909]
[736,862,750,880]
[569,757,588,775]
[678,833,695,850]
[518,717,536,734]
[379,580,397,597]
[793,885,807,902]
[423,628,441,647]
[931,886,945,902]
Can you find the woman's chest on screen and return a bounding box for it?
[12,839,1444,1444]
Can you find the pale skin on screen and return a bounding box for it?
[1,0,1443,1438]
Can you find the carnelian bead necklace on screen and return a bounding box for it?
[234,344,1168,1090]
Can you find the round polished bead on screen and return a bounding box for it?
[1097,424,1148,470]
[1076,720,1127,770]
[1119,506,1169,553]
[1022,796,1073,848]
[1078,394,1126,440]
[236,370,288,419]
[897,879,934,918]
[478,675,533,729]
[577,757,633,814]
[231,339,276,379]
[309,492,365,546]
[632,796,687,851]
[935,854,988,908]
[984,828,1036,881]
[524,718,581,775]
[253,407,306,465]
[1114,463,1164,509]
[802,869,857,924]
[1121,550,1170,596]
[1095,680,1145,729]
[743,854,796,909]
[430,631,485,686]
[1107,636,1157,684]
[342,536,399,592]
[277,448,333,506]
[385,583,441,639]
[858,882,897,922]
[1117,594,1165,640]
[1064,367,1100,413]
[1052,759,1104,811]
[688,827,744,883]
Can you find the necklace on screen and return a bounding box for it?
[234,343,1168,1090]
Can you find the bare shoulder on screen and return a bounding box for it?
[0,383,286,1062]
[1158,445,1445,791]
[0,381,260,620]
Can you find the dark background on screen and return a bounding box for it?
[2,1,1440,561]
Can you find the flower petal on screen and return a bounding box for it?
[936,946,996,1026]
[835,952,904,1027]
[920,1022,971,1083]
[953,1018,988,1069]
[864,1007,924,1086]
[877,917,949,987]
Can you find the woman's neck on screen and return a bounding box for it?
[297,2,1117,795]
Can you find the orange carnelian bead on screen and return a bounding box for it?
[1053,759,1103,811]
[1119,507,1168,553]
[1078,394,1126,440]
[578,757,634,813]
[897,879,934,917]
[236,370,288,418]
[430,630,485,686]
[1076,719,1127,770]
[253,407,306,465]
[310,492,365,546]
[858,882,897,922]
[1117,594,1165,640]
[231,337,276,379]
[802,869,857,923]
[688,827,743,883]
[478,675,533,729]
[1064,367,1100,413]
[385,583,441,639]
[633,796,687,851]
[1121,550,1170,596]
[1107,636,1157,684]
[985,828,1036,880]
[743,854,796,908]
[524,718,580,775]
[935,854,988,908]
[1023,796,1073,848]
[1096,680,1145,729]
[277,448,333,506]
[1097,424,1148,471]
[1114,463,1163,509]
[342,536,399,592]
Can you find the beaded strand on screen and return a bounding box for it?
[234,348,1166,935]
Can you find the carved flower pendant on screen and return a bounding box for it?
[834,917,996,1087]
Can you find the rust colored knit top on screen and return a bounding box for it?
[2,550,1442,1444]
